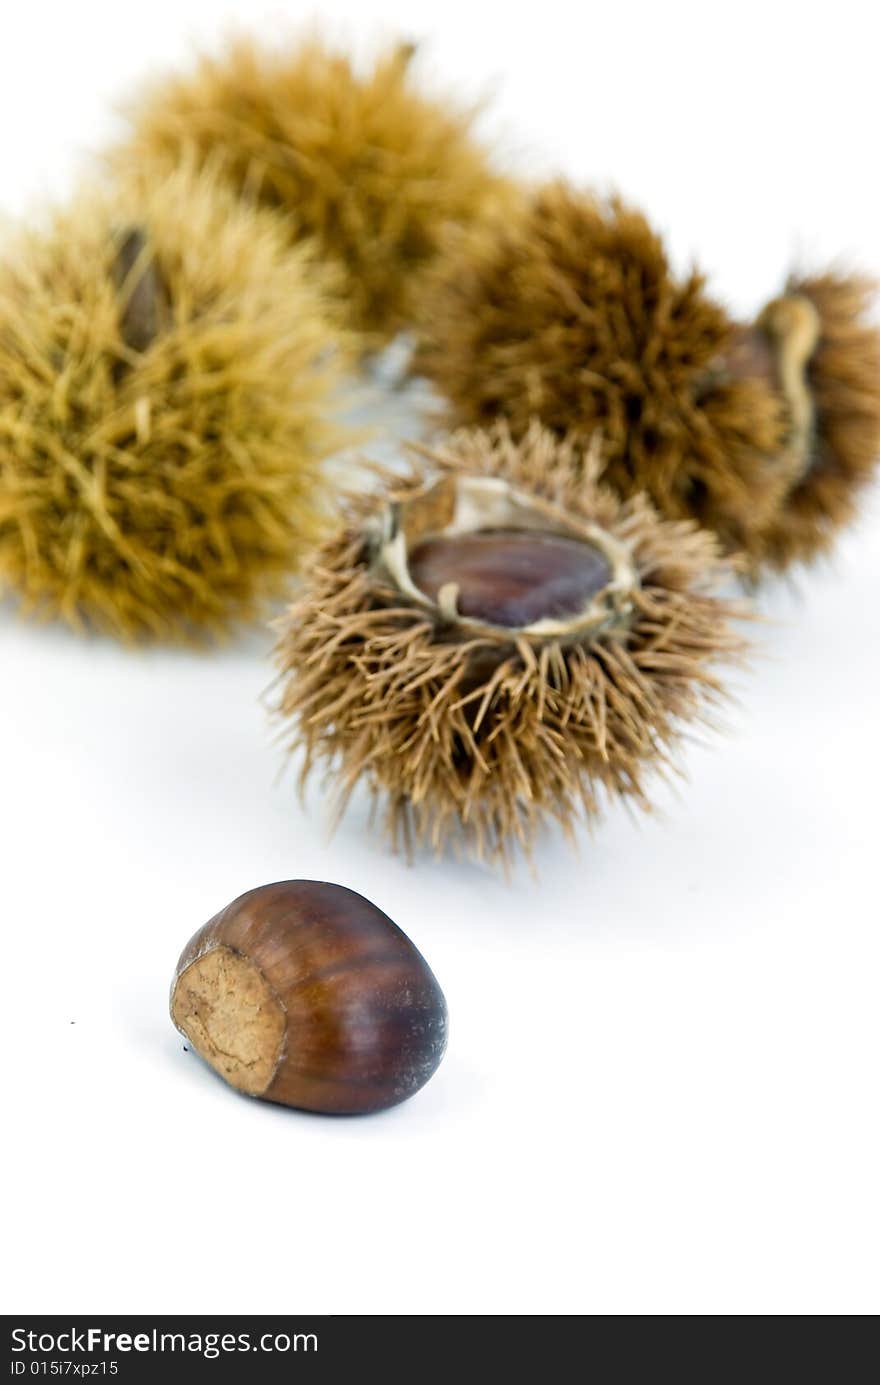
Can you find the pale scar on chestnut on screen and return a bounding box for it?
[171,946,286,1096]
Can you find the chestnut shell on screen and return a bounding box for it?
[408,529,614,627]
[171,880,448,1115]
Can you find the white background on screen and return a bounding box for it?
[1,0,878,1316]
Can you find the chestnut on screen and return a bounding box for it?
[408,529,615,628]
[170,881,447,1115]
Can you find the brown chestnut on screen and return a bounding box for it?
[110,226,170,355]
[170,881,448,1115]
[408,529,614,628]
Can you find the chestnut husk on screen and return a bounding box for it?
[414,184,880,573]
[274,423,748,866]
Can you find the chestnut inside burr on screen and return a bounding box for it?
[111,226,169,354]
[408,528,613,628]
